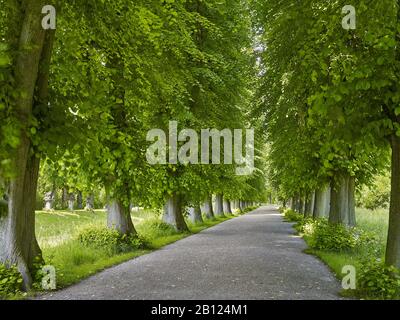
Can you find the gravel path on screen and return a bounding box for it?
[39,206,342,300]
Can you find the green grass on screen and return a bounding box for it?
[35,210,107,248]
[34,209,239,292]
[356,208,388,245]
[303,208,389,298]
[42,242,149,287]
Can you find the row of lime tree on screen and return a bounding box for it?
[0,0,267,291]
[252,0,400,270]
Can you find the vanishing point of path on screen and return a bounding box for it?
[40,206,342,300]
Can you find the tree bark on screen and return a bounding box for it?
[329,175,347,225]
[76,191,83,209]
[329,173,355,227]
[348,176,356,227]
[313,185,331,219]
[294,194,301,212]
[0,155,42,291]
[290,197,296,210]
[239,200,244,212]
[386,135,400,268]
[44,191,54,211]
[223,198,232,215]
[310,191,316,215]
[299,196,305,214]
[231,200,240,213]
[162,193,189,232]
[214,194,224,217]
[107,200,136,235]
[230,200,236,211]
[0,0,54,290]
[202,195,214,219]
[61,187,68,209]
[240,200,244,211]
[85,194,94,211]
[188,204,203,224]
[304,191,315,218]
[67,193,75,211]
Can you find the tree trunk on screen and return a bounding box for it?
[386,135,400,268]
[214,194,224,217]
[44,191,54,211]
[329,173,355,227]
[0,0,54,290]
[310,192,316,215]
[0,155,42,291]
[329,176,346,225]
[223,199,232,215]
[304,191,315,218]
[188,204,203,224]
[61,187,68,209]
[67,193,75,211]
[232,200,240,213]
[76,191,83,209]
[230,200,236,211]
[107,200,136,235]
[294,194,301,212]
[348,176,356,227]
[44,198,52,211]
[85,194,94,211]
[313,185,331,219]
[290,197,296,210]
[202,195,214,219]
[299,196,305,214]
[243,200,247,210]
[162,193,189,232]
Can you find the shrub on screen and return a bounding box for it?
[283,209,304,223]
[0,264,23,297]
[77,227,146,254]
[308,221,356,251]
[137,219,180,240]
[294,217,314,233]
[357,259,400,299]
[303,219,372,251]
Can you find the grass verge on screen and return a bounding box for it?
[283,207,395,299]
